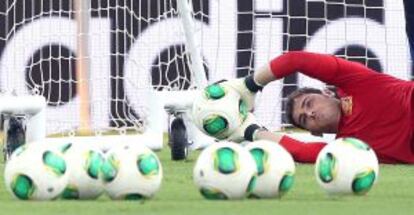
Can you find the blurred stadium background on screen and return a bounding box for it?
[0,0,410,136]
[0,1,413,214]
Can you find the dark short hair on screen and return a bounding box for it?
[285,87,323,129]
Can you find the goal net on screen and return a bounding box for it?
[0,0,410,140]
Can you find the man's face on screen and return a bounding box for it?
[292,92,341,135]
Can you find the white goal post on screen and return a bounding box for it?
[0,0,411,148]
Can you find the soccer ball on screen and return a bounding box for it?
[4,143,69,200]
[60,143,105,199]
[193,141,257,200]
[100,143,163,200]
[245,140,295,198]
[192,83,248,139]
[315,137,379,195]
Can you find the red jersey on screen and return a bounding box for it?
[269,51,414,164]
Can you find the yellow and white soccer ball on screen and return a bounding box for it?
[100,143,163,200]
[4,143,69,200]
[192,83,248,140]
[193,141,257,200]
[60,143,105,200]
[315,137,379,195]
[245,140,295,198]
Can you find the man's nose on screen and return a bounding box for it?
[306,110,316,118]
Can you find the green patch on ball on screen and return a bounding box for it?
[42,151,67,176]
[279,172,294,195]
[344,137,370,151]
[59,143,73,154]
[205,84,226,100]
[203,115,228,137]
[11,174,35,200]
[61,185,80,199]
[239,99,248,120]
[246,175,258,194]
[101,154,119,183]
[200,188,228,200]
[138,153,160,176]
[318,152,336,183]
[123,193,145,200]
[249,148,268,176]
[352,169,376,195]
[85,150,105,179]
[214,147,238,174]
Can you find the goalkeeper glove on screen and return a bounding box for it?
[220,74,264,111]
[227,113,267,143]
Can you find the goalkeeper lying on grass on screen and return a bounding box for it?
[223,51,414,164]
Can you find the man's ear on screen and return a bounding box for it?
[322,88,335,98]
[311,131,323,137]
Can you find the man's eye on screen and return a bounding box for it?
[302,115,307,127]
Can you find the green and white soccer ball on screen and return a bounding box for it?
[4,144,69,200]
[315,137,379,195]
[60,143,105,199]
[100,143,163,200]
[245,140,295,198]
[193,141,257,200]
[192,83,248,139]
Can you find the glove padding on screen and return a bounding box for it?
[220,76,260,111]
[227,113,264,143]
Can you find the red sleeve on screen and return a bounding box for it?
[270,51,338,83]
[269,51,384,92]
[279,135,326,163]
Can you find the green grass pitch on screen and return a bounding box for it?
[0,148,414,215]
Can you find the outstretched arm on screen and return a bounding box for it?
[253,51,340,86]
[254,51,385,92]
[255,130,326,163]
[224,51,340,111]
[226,51,380,109]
